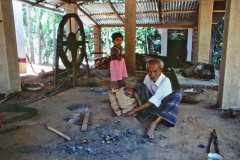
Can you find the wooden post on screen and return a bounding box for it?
[124,0,136,75]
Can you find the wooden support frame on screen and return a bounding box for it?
[75,2,99,27]
[158,0,162,24]
[108,0,124,24]
[14,0,64,15]
[161,0,224,1]
[99,22,196,28]
[78,10,224,18]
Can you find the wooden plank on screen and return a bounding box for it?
[47,126,72,141]
[81,110,91,132]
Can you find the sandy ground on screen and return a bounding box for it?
[0,71,239,160]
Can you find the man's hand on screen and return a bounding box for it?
[122,109,136,117]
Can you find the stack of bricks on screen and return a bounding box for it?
[93,26,102,57]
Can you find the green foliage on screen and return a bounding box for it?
[211,17,224,65]
[136,27,161,55]
[22,4,62,64]
[170,33,185,40]
[22,4,161,65]
[85,26,161,56]
[84,26,94,56]
[101,27,125,53]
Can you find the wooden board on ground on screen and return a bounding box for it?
[81,110,90,132]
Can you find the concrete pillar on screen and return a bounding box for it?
[217,0,240,109]
[0,0,21,92]
[93,25,102,57]
[161,29,168,57]
[124,0,136,75]
[197,0,213,63]
[65,4,79,61]
[13,0,26,73]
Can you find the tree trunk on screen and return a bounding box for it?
[27,5,35,64]
[37,8,41,65]
[146,33,149,54]
[106,29,110,56]
[52,13,56,66]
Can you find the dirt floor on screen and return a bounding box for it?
[0,70,240,160]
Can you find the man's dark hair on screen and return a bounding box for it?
[112,32,123,42]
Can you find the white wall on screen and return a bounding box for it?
[13,0,25,58]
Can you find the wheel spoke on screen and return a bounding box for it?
[64,46,69,54]
[63,35,67,40]
[62,41,68,46]
[69,17,72,33]
[75,28,80,35]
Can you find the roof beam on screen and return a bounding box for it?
[158,0,162,24]
[213,10,225,12]
[161,0,224,1]
[99,22,196,28]
[79,9,224,17]
[13,0,64,15]
[75,3,99,27]
[161,0,199,1]
[108,0,124,24]
[161,10,197,14]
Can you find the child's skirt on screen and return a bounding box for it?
[110,58,128,81]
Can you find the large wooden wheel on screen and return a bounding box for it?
[54,13,89,86]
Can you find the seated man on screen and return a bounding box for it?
[123,59,182,138]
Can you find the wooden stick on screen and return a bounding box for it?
[26,54,38,75]
[81,110,90,132]
[47,126,71,141]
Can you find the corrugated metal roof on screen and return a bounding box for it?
[19,0,226,27]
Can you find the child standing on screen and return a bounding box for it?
[110,32,128,89]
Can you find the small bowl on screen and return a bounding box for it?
[22,82,44,91]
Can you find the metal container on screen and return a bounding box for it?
[208,153,224,160]
[22,82,44,91]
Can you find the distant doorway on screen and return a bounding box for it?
[167,29,188,68]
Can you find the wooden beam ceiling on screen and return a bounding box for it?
[108,0,124,24]
[15,0,225,27]
[75,3,99,27]
[79,10,224,17]
[158,0,162,24]
[99,22,196,28]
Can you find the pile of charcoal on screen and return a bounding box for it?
[58,124,148,158]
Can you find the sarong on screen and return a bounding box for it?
[135,81,182,127]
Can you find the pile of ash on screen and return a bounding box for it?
[58,124,148,159]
